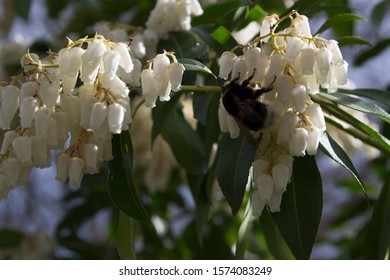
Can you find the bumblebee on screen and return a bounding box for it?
[222,70,275,145]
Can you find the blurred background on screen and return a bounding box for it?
[0,0,389,259]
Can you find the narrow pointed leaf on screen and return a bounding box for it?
[364,175,390,259]
[271,156,322,260]
[115,211,137,260]
[337,36,372,47]
[339,88,390,107]
[178,58,217,79]
[319,91,390,124]
[316,13,365,35]
[354,38,390,66]
[216,134,257,215]
[319,132,366,194]
[108,133,151,225]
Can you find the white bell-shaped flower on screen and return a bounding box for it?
[276,74,294,104]
[276,154,294,182]
[260,16,277,43]
[130,58,142,87]
[328,40,343,66]
[155,72,172,101]
[251,188,266,217]
[113,42,134,73]
[191,0,203,16]
[108,102,125,134]
[316,47,332,77]
[48,117,59,148]
[285,37,305,62]
[289,127,308,157]
[218,101,229,133]
[271,163,289,192]
[61,73,79,94]
[56,153,70,181]
[31,136,49,168]
[2,157,22,187]
[89,101,107,132]
[141,69,158,108]
[266,54,286,84]
[52,111,69,146]
[58,47,84,77]
[219,51,237,79]
[116,98,132,130]
[269,190,284,212]
[19,82,38,101]
[168,62,185,92]
[277,112,299,144]
[293,14,312,37]
[231,56,247,83]
[0,85,19,129]
[300,48,316,75]
[131,34,146,59]
[101,73,129,99]
[306,126,322,155]
[68,157,85,189]
[334,60,348,85]
[153,53,170,80]
[1,131,18,154]
[80,39,107,83]
[292,84,307,112]
[83,143,99,174]
[103,49,121,79]
[60,95,81,126]
[253,159,270,180]
[34,107,51,137]
[38,81,60,110]
[12,136,32,165]
[80,95,98,129]
[20,96,39,129]
[244,48,261,77]
[257,174,274,203]
[305,103,326,131]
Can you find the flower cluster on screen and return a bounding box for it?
[146,0,203,40]
[140,52,185,108]
[0,34,185,197]
[217,11,348,216]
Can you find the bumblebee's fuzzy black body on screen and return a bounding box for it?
[222,71,274,134]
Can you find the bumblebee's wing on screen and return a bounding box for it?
[232,94,264,123]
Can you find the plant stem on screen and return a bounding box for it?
[180,85,221,93]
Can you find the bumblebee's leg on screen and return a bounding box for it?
[251,75,276,98]
[241,68,257,87]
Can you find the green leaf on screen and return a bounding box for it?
[193,91,216,125]
[355,38,390,66]
[191,1,241,27]
[192,24,232,54]
[319,132,366,194]
[158,103,208,174]
[371,0,390,27]
[339,88,390,107]
[216,134,257,215]
[271,156,322,260]
[337,36,372,47]
[211,26,237,50]
[315,13,365,35]
[0,229,25,249]
[151,92,183,145]
[14,0,31,20]
[259,210,294,259]
[108,133,151,225]
[115,211,137,260]
[177,58,216,79]
[364,174,390,259]
[319,91,390,124]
